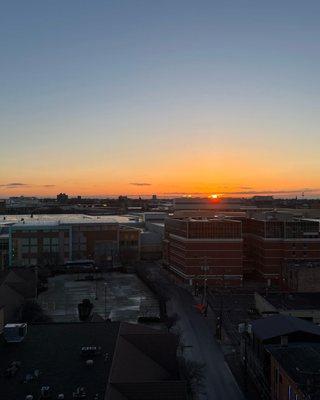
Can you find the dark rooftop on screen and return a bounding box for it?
[267,343,320,394]
[0,321,186,400]
[0,322,119,400]
[251,314,320,341]
[264,292,320,311]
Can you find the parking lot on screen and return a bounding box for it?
[38,272,159,323]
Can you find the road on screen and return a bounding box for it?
[168,286,246,400]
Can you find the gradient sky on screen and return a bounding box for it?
[1,1,320,198]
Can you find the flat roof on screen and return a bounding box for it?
[0,322,119,400]
[0,214,138,228]
[263,292,320,310]
[266,343,320,392]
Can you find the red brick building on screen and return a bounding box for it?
[268,343,320,400]
[9,218,140,267]
[163,217,243,287]
[243,215,320,285]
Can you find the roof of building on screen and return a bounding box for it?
[266,342,320,394]
[251,314,320,341]
[107,323,186,400]
[0,214,139,229]
[0,321,186,400]
[263,293,320,311]
[0,322,119,400]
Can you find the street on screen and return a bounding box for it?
[168,286,246,400]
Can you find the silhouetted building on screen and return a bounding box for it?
[56,193,69,204]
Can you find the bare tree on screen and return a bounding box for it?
[178,357,206,398]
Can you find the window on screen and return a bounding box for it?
[51,237,59,245]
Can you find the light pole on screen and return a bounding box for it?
[201,257,209,305]
[104,282,107,321]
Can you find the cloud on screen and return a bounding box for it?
[130,182,151,186]
[0,182,29,188]
[0,183,56,189]
[239,186,253,190]
[220,188,320,195]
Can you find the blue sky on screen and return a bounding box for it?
[1,1,319,197]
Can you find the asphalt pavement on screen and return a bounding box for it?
[168,286,246,400]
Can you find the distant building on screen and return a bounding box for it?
[0,214,140,268]
[6,197,40,210]
[164,216,243,287]
[173,197,245,211]
[56,192,69,204]
[251,195,274,208]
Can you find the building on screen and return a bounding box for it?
[5,197,41,211]
[173,197,245,211]
[0,269,36,323]
[0,214,141,268]
[140,212,166,260]
[56,192,69,203]
[243,213,320,284]
[267,343,320,400]
[283,260,320,292]
[255,292,320,324]
[241,314,320,399]
[0,321,187,400]
[163,216,243,287]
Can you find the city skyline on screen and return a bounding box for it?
[1,1,320,197]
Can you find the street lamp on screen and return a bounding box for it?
[104,282,107,321]
[200,257,209,305]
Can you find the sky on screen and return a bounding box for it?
[1,0,320,198]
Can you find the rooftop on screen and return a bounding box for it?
[0,322,186,400]
[267,343,320,393]
[0,214,139,229]
[0,322,119,400]
[251,314,320,341]
[263,292,320,311]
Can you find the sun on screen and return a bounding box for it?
[209,194,218,199]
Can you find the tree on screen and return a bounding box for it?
[164,313,180,332]
[178,357,206,398]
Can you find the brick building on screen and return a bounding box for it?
[268,343,320,400]
[6,216,140,268]
[240,314,320,400]
[163,216,243,287]
[243,213,320,284]
[283,260,320,292]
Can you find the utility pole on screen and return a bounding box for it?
[104,282,107,320]
[201,257,209,316]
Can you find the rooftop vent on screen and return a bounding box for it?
[4,323,27,343]
[40,386,50,399]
